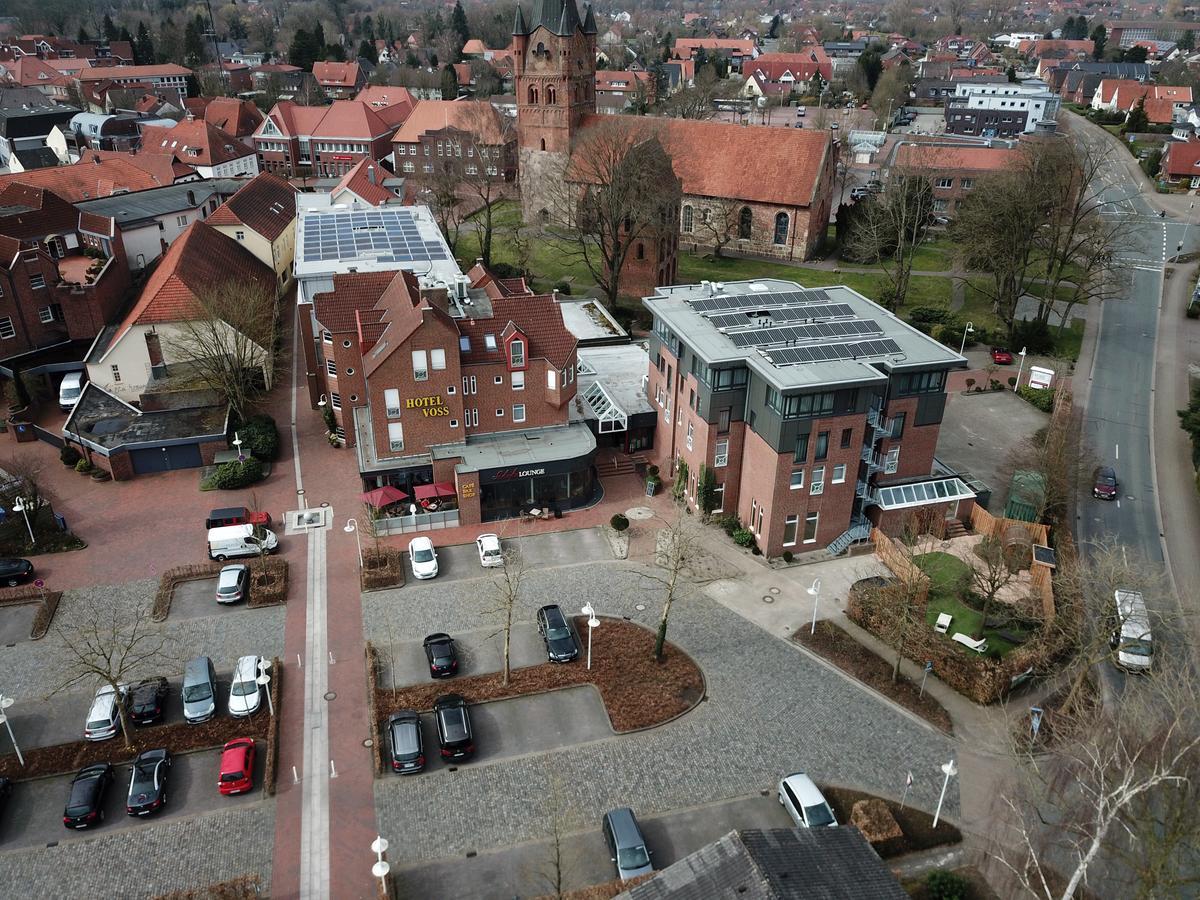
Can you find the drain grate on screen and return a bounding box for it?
[324,691,336,701]
[762,596,775,604]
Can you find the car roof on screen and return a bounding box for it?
[782,772,827,806]
[221,739,253,764]
[210,507,248,517]
[77,763,110,778]
[424,632,451,644]
[136,748,168,761]
[185,656,213,678]
[434,693,466,709]
[604,807,643,842]
[234,655,261,677]
[540,604,567,622]
[477,533,500,546]
[388,709,419,725]
[409,536,433,548]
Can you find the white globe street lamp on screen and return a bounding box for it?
[581,603,600,670]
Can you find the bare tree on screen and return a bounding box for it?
[547,119,681,308]
[946,0,972,35]
[166,278,278,421]
[455,105,516,266]
[661,62,734,119]
[969,535,1018,640]
[693,197,741,258]
[416,165,467,253]
[636,512,709,661]
[843,168,935,310]
[53,598,175,749]
[0,453,55,539]
[530,773,577,898]
[486,550,525,685]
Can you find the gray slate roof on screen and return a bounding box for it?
[618,828,907,900]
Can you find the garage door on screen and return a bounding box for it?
[130,444,203,474]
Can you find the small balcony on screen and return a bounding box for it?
[57,252,113,288]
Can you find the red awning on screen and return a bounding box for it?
[360,485,409,507]
[412,481,456,500]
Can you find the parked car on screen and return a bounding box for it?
[777,772,838,828]
[433,694,475,760]
[58,372,85,412]
[1093,466,1118,500]
[205,507,272,530]
[408,536,439,579]
[228,655,264,717]
[0,776,11,817]
[207,524,278,561]
[126,748,171,816]
[216,564,250,604]
[422,633,459,678]
[849,187,869,201]
[990,347,1015,365]
[63,763,113,829]
[475,533,504,567]
[218,738,256,795]
[1111,588,1153,672]
[602,808,655,881]
[182,656,217,724]
[83,683,126,741]
[865,180,883,193]
[537,604,580,663]
[0,558,34,587]
[386,710,425,774]
[127,677,169,726]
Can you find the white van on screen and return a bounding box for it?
[59,373,85,411]
[1111,589,1153,672]
[207,524,279,561]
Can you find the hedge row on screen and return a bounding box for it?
[361,548,405,592]
[364,642,384,776]
[263,656,282,796]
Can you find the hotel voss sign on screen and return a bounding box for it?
[405,396,451,417]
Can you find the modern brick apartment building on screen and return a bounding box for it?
[644,279,971,557]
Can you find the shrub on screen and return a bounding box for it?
[647,464,660,478]
[782,550,794,563]
[553,280,572,295]
[213,457,265,490]
[964,378,975,391]
[489,262,523,278]
[321,405,337,434]
[907,306,957,327]
[74,458,93,474]
[1011,318,1054,355]
[1018,385,1055,413]
[716,514,740,536]
[924,870,971,900]
[59,446,81,466]
[732,527,755,547]
[237,414,280,461]
[930,323,959,346]
[610,513,629,532]
[988,378,1001,390]
[1007,376,1017,388]
[1187,303,1200,319]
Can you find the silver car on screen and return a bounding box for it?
[778,772,838,827]
[83,683,126,741]
[228,655,264,717]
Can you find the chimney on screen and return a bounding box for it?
[367,163,376,185]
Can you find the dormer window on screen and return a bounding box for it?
[484,333,497,351]
[510,339,525,368]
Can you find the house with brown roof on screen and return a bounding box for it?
[206,172,298,293]
[84,219,276,404]
[201,97,265,146]
[390,99,516,181]
[672,36,759,72]
[313,61,366,99]
[78,64,192,106]
[594,70,655,112]
[740,51,833,101]
[1160,138,1200,187]
[329,158,404,206]
[253,98,412,178]
[138,117,259,178]
[1092,80,1192,123]
[891,140,1017,216]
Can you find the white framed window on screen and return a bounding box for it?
[28,273,45,290]
[790,469,804,490]
[712,483,724,513]
[511,371,525,390]
[430,348,446,370]
[510,339,525,367]
[323,331,333,344]
[804,511,819,543]
[885,447,900,474]
[446,386,456,395]
[494,375,503,385]
[326,359,337,377]
[38,305,56,323]
[384,388,401,418]
[402,161,415,173]
[513,403,526,423]
[833,464,847,484]
[235,230,245,241]
[783,515,799,547]
[176,215,188,226]
[470,408,479,427]
[0,317,14,339]
[387,422,404,452]
[330,392,342,410]
[935,177,953,189]
[686,421,694,451]
[412,350,428,381]
[469,375,477,394]
[756,505,764,535]
[714,439,728,467]
[484,333,497,350]
[547,370,557,389]
[449,419,459,428]
[811,466,825,495]
[110,363,120,382]
[496,407,504,417]
[459,335,471,351]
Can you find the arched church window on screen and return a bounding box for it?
[528,85,539,104]
[738,207,753,239]
[773,212,789,245]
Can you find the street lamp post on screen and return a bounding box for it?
[344,518,362,568]
[0,695,24,766]
[256,659,274,717]
[807,578,822,635]
[932,759,957,828]
[371,836,391,895]
[11,497,34,546]
[232,431,244,463]
[1013,347,1028,393]
[581,603,600,670]
[317,394,328,408]
[959,321,974,354]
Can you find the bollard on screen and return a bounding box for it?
[330,759,337,779]
[292,766,299,784]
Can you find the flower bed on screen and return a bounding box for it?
[823,785,962,857]
[248,559,288,608]
[361,548,405,591]
[154,876,263,900]
[263,656,283,795]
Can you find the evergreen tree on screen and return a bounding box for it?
[102,14,118,42]
[451,1,469,48]
[440,64,459,100]
[1006,65,1018,83]
[314,22,327,54]
[1123,45,1148,64]
[1181,30,1196,52]
[1091,25,1107,60]
[358,40,377,64]
[184,16,207,67]
[135,22,155,67]
[405,50,420,68]
[325,44,347,62]
[1126,96,1149,133]
[289,28,320,70]
[361,15,374,42]
[119,27,133,47]
[78,26,91,43]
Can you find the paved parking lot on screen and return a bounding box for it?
[0,601,37,646]
[170,575,260,620]
[402,528,613,584]
[0,745,267,852]
[393,792,794,897]
[377,625,548,687]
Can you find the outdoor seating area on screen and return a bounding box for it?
[360,483,459,519]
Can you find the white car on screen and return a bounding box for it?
[227,655,264,717]
[778,772,838,828]
[409,536,439,579]
[475,533,503,567]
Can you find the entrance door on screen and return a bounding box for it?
[130,444,203,474]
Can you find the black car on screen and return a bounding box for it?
[0,776,11,816]
[0,558,33,587]
[537,605,580,663]
[126,748,171,816]
[433,694,474,761]
[422,633,458,679]
[63,763,113,829]
[128,677,169,726]
[386,710,425,774]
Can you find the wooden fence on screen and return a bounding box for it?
[870,528,930,609]
[968,505,1056,623]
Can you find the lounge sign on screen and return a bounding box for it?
[405,396,451,417]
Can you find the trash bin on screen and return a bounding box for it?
[54,513,67,532]
[12,422,35,443]
[553,506,562,519]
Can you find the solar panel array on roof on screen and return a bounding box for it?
[688,289,828,314]
[299,208,448,264]
[707,303,856,330]
[727,318,882,348]
[764,338,902,365]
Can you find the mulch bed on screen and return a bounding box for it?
[794,621,954,734]
[371,616,704,737]
[824,785,962,858]
[154,875,263,900]
[0,585,62,639]
[248,559,288,608]
[0,711,271,781]
[262,657,283,795]
[361,548,405,591]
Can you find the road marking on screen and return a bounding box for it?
[1117,500,1121,509]
[1115,444,1120,460]
[300,526,330,899]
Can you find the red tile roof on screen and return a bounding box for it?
[205,172,297,241]
[746,51,833,83]
[119,220,275,333]
[895,143,1016,173]
[330,158,396,206]
[257,99,405,142]
[0,154,170,201]
[310,100,393,138]
[203,97,264,139]
[1164,140,1200,177]
[354,86,417,125]
[313,61,362,88]
[673,37,757,58]
[312,271,397,333]
[574,115,832,209]
[0,183,79,239]
[78,64,191,82]
[458,295,576,368]
[139,118,255,167]
[391,99,511,145]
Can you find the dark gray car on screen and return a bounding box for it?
[387,710,425,774]
[181,656,217,723]
[602,807,654,881]
[537,605,579,663]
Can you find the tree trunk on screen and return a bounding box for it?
[654,594,673,661]
[503,622,511,686]
[975,593,995,641]
[117,689,134,750]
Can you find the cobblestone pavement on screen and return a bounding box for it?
[370,561,956,863]
[0,800,275,898]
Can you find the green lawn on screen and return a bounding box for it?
[916,551,1022,658]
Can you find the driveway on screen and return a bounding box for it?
[392,792,795,897]
[0,747,267,852]
[0,601,37,646]
[377,625,548,689]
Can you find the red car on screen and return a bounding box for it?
[990,347,1014,364]
[205,507,272,530]
[218,738,256,796]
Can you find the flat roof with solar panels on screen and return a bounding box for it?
[644,278,966,390]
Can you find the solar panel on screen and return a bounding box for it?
[298,208,449,264]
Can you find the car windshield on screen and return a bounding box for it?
[617,846,650,870]
[183,683,212,702]
[133,763,156,783]
[232,679,258,697]
[483,548,500,558]
[1123,640,1153,658]
[432,647,451,661]
[413,547,434,563]
[220,770,245,782]
[804,802,835,827]
[86,717,111,731]
[547,626,571,641]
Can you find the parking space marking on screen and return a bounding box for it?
[299,526,330,899]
